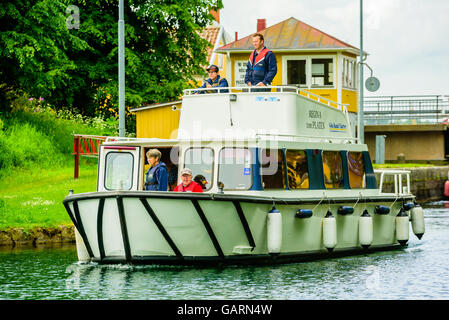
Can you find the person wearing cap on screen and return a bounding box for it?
[194,64,229,94]
[145,149,168,191]
[173,168,204,192]
[244,33,277,92]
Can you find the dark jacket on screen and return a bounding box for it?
[145,161,168,191]
[195,75,229,94]
[244,47,277,86]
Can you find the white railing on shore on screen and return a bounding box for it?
[375,169,411,195]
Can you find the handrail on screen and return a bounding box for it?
[374,169,411,195]
[183,85,350,114]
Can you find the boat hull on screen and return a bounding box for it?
[63,191,413,266]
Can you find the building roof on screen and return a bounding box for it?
[216,17,360,54]
[200,26,221,64]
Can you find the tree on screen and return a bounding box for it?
[0,0,223,124]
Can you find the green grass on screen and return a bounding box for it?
[373,163,435,169]
[0,159,98,230]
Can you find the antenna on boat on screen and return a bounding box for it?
[118,0,125,137]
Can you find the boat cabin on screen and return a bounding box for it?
[97,87,376,194]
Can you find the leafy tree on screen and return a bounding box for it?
[0,0,222,132]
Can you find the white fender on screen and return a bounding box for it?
[359,210,373,248]
[267,206,282,254]
[74,227,90,262]
[410,204,425,239]
[395,209,409,246]
[323,211,337,252]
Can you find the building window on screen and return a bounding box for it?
[184,148,214,190]
[218,148,252,190]
[322,151,343,189]
[347,152,365,188]
[260,149,286,189]
[286,150,309,189]
[104,152,134,190]
[287,60,306,86]
[343,58,357,89]
[312,58,333,86]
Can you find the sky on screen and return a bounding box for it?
[219,0,449,97]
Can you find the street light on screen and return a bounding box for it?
[118,0,125,137]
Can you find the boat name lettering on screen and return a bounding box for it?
[329,122,347,130]
[306,121,325,129]
[308,110,322,119]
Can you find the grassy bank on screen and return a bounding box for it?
[0,159,98,230]
[0,97,120,231]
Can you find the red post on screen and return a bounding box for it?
[74,135,80,179]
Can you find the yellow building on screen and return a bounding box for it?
[132,16,361,138]
[216,17,360,114]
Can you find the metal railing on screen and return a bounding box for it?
[374,169,411,196]
[183,85,350,115]
[364,95,449,125]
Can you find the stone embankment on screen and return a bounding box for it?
[1,166,447,247]
[0,225,74,247]
[375,166,449,203]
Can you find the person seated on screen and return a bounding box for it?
[193,174,208,190]
[194,65,229,94]
[173,168,203,192]
[144,149,168,191]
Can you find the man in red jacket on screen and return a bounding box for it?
[173,168,203,193]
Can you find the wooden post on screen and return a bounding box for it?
[74,135,80,179]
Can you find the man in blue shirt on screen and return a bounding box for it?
[245,33,277,92]
[195,65,229,94]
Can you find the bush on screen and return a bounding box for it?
[0,94,120,176]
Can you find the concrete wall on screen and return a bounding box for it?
[365,124,448,162]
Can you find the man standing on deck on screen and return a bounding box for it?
[244,33,277,92]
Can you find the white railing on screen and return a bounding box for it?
[182,86,350,114]
[375,169,411,195]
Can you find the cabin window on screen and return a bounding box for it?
[287,60,306,86]
[104,152,134,190]
[322,151,344,189]
[260,149,286,189]
[286,150,309,189]
[343,57,357,89]
[184,147,214,190]
[218,148,252,190]
[347,152,366,188]
[312,58,333,86]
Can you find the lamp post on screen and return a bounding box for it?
[358,0,365,144]
[118,0,125,137]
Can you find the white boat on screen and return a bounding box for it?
[63,86,425,265]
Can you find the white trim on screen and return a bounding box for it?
[337,52,342,105]
[209,26,224,66]
[216,48,362,55]
[281,54,336,89]
[281,55,308,86]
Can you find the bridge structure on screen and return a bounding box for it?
[363,95,449,162]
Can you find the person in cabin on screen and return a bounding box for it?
[193,174,208,190]
[167,164,178,190]
[194,64,229,94]
[244,33,277,92]
[173,168,204,192]
[145,149,168,191]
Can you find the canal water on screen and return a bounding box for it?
[0,204,448,300]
